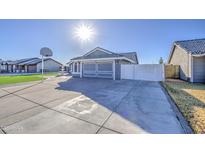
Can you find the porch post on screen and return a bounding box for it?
[77,62,79,72]
[113,60,115,80]
[72,62,75,73]
[25,65,28,73]
[13,65,16,73]
[80,61,82,78]
[189,53,194,82]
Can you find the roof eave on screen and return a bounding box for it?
[83,47,114,57]
[167,43,177,63]
[192,53,205,57]
[168,43,191,63]
[70,56,136,63]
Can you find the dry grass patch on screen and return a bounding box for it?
[163,81,205,133]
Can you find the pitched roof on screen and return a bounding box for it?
[0,60,11,65]
[70,47,138,63]
[0,58,37,65]
[13,57,39,65]
[18,58,42,65]
[119,52,138,64]
[1,57,62,65]
[175,38,205,55]
[18,58,62,65]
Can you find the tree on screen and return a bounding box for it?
[159,57,164,64]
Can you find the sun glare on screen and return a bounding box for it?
[74,24,95,42]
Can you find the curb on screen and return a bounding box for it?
[160,82,194,134]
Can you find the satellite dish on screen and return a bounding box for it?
[40,47,53,57]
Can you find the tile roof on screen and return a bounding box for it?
[175,38,205,55]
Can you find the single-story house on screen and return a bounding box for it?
[68,47,138,80]
[0,60,12,73]
[0,57,62,73]
[168,38,205,83]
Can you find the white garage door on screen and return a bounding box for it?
[83,62,113,78]
[193,56,205,83]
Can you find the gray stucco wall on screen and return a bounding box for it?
[37,59,62,72]
[169,45,190,81]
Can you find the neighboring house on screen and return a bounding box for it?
[0,57,62,73]
[0,60,19,73]
[67,47,138,80]
[168,38,205,83]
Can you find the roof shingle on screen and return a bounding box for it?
[70,47,138,63]
[175,38,205,55]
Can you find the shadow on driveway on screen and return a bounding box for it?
[55,77,185,134]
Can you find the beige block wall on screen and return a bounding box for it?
[165,65,179,79]
[169,45,190,81]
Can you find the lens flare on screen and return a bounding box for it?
[74,24,95,42]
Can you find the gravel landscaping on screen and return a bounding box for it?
[163,81,205,133]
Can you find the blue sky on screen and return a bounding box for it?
[0,19,205,64]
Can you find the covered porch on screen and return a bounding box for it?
[70,59,116,80]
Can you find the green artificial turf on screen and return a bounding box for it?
[0,73,58,85]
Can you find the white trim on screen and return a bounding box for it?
[187,53,195,82]
[80,62,82,78]
[83,47,113,57]
[191,55,194,82]
[73,63,75,72]
[77,62,79,72]
[188,53,192,82]
[72,72,80,75]
[188,53,194,82]
[70,57,135,64]
[72,62,74,73]
[192,53,205,57]
[113,60,115,80]
[83,60,113,64]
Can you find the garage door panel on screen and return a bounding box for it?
[193,57,205,83]
[83,64,96,71]
[83,72,97,77]
[97,72,113,78]
[83,62,113,79]
[97,63,113,78]
[98,63,112,71]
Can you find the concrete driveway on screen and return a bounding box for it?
[0,76,184,134]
